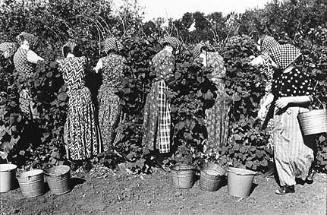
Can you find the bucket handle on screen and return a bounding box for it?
[312,81,326,110]
[44,171,68,179]
[226,169,258,176]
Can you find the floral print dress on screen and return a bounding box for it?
[98,53,126,150]
[58,56,101,160]
[142,49,175,153]
[203,52,229,147]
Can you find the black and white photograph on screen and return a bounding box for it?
[0,0,326,214]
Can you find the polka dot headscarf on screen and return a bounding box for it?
[102,37,123,53]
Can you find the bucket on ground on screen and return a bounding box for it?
[171,164,195,189]
[199,164,225,192]
[227,167,257,198]
[0,163,17,193]
[298,109,327,135]
[17,169,45,198]
[45,165,71,195]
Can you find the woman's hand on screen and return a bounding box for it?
[276,97,291,109]
[257,106,267,120]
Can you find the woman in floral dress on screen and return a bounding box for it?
[13,32,43,119]
[57,41,101,161]
[142,36,181,153]
[193,42,229,147]
[94,37,126,150]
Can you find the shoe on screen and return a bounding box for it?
[306,169,316,184]
[275,185,295,195]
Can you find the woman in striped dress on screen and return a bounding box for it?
[13,32,43,119]
[94,37,126,150]
[57,41,101,161]
[142,36,181,154]
[255,36,315,195]
[193,42,229,147]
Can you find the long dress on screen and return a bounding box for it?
[97,53,126,150]
[13,47,39,119]
[57,56,101,160]
[272,67,314,186]
[142,49,175,153]
[204,52,229,147]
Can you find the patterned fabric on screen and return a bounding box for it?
[142,49,175,153]
[201,52,229,147]
[98,53,126,150]
[16,32,37,48]
[272,68,314,97]
[13,47,34,81]
[269,44,301,70]
[159,36,182,50]
[273,106,314,186]
[102,37,123,53]
[0,42,18,58]
[58,56,101,160]
[13,47,38,118]
[261,35,280,54]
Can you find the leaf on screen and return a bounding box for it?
[58,93,68,101]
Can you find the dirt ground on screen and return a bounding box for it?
[0,165,326,215]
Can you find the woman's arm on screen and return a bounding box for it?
[27,50,44,64]
[276,96,312,109]
[93,58,103,73]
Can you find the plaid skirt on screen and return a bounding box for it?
[142,80,171,153]
[273,106,314,186]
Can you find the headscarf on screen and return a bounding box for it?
[0,42,18,58]
[261,35,280,54]
[192,42,215,58]
[261,35,301,69]
[269,44,301,70]
[159,36,182,50]
[16,32,38,47]
[102,37,123,53]
[62,40,77,57]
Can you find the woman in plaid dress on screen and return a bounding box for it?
[57,41,101,161]
[94,37,126,150]
[254,35,315,195]
[193,43,229,147]
[142,36,181,153]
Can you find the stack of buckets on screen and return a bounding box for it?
[0,164,71,197]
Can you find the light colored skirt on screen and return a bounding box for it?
[273,106,314,186]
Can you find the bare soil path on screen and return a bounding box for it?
[1,166,326,215]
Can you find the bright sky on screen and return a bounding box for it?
[113,0,273,21]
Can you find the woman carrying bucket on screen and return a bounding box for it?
[252,35,315,195]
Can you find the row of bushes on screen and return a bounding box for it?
[0,0,326,174]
